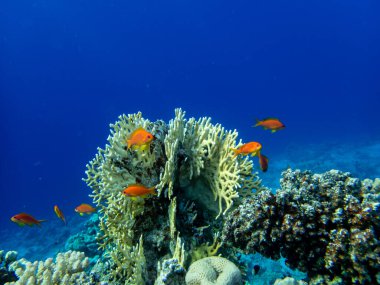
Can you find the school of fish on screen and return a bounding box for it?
[10,118,284,227]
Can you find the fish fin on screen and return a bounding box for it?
[139,144,149,152]
[149,186,157,195]
[231,148,239,158]
[128,127,145,140]
[128,183,144,187]
[127,139,132,148]
[79,213,84,216]
[271,129,276,133]
[262,117,280,121]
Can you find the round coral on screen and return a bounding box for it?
[185,256,242,285]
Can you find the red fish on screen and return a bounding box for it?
[54,205,66,225]
[254,118,285,133]
[122,184,156,198]
[258,153,269,172]
[231,142,262,158]
[11,213,46,227]
[126,127,155,150]
[75,204,96,216]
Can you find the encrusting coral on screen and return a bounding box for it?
[222,168,380,284]
[83,109,264,284]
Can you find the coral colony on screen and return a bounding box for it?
[1,109,379,284]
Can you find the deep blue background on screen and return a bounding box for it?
[1,0,379,229]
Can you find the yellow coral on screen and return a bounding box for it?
[83,109,263,283]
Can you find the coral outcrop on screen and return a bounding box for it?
[185,256,242,285]
[2,250,91,285]
[65,214,101,261]
[83,109,263,284]
[0,250,18,284]
[222,169,380,284]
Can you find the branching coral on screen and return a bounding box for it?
[4,251,90,285]
[84,112,166,284]
[159,109,263,218]
[222,169,380,284]
[83,109,264,284]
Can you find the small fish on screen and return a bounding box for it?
[75,203,96,216]
[126,127,155,150]
[11,213,46,227]
[122,184,156,198]
[254,118,285,133]
[231,142,262,158]
[54,205,66,225]
[258,153,269,172]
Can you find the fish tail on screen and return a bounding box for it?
[37,220,47,227]
[253,119,261,127]
[149,186,157,195]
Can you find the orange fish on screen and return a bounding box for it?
[54,205,66,225]
[231,142,262,158]
[254,118,285,133]
[75,203,96,216]
[126,127,155,150]
[11,213,46,227]
[122,184,156,198]
[258,153,269,172]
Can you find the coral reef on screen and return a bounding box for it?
[83,109,264,284]
[222,169,380,284]
[185,256,242,285]
[65,214,101,261]
[237,253,306,285]
[2,250,91,285]
[274,277,307,285]
[0,250,18,284]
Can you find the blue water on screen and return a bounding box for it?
[1,0,379,266]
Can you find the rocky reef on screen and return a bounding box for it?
[222,168,380,284]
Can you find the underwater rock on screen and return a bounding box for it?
[65,214,101,260]
[185,256,242,285]
[237,253,306,285]
[222,168,380,284]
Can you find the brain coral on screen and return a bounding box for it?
[222,169,380,284]
[185,256,242,285]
